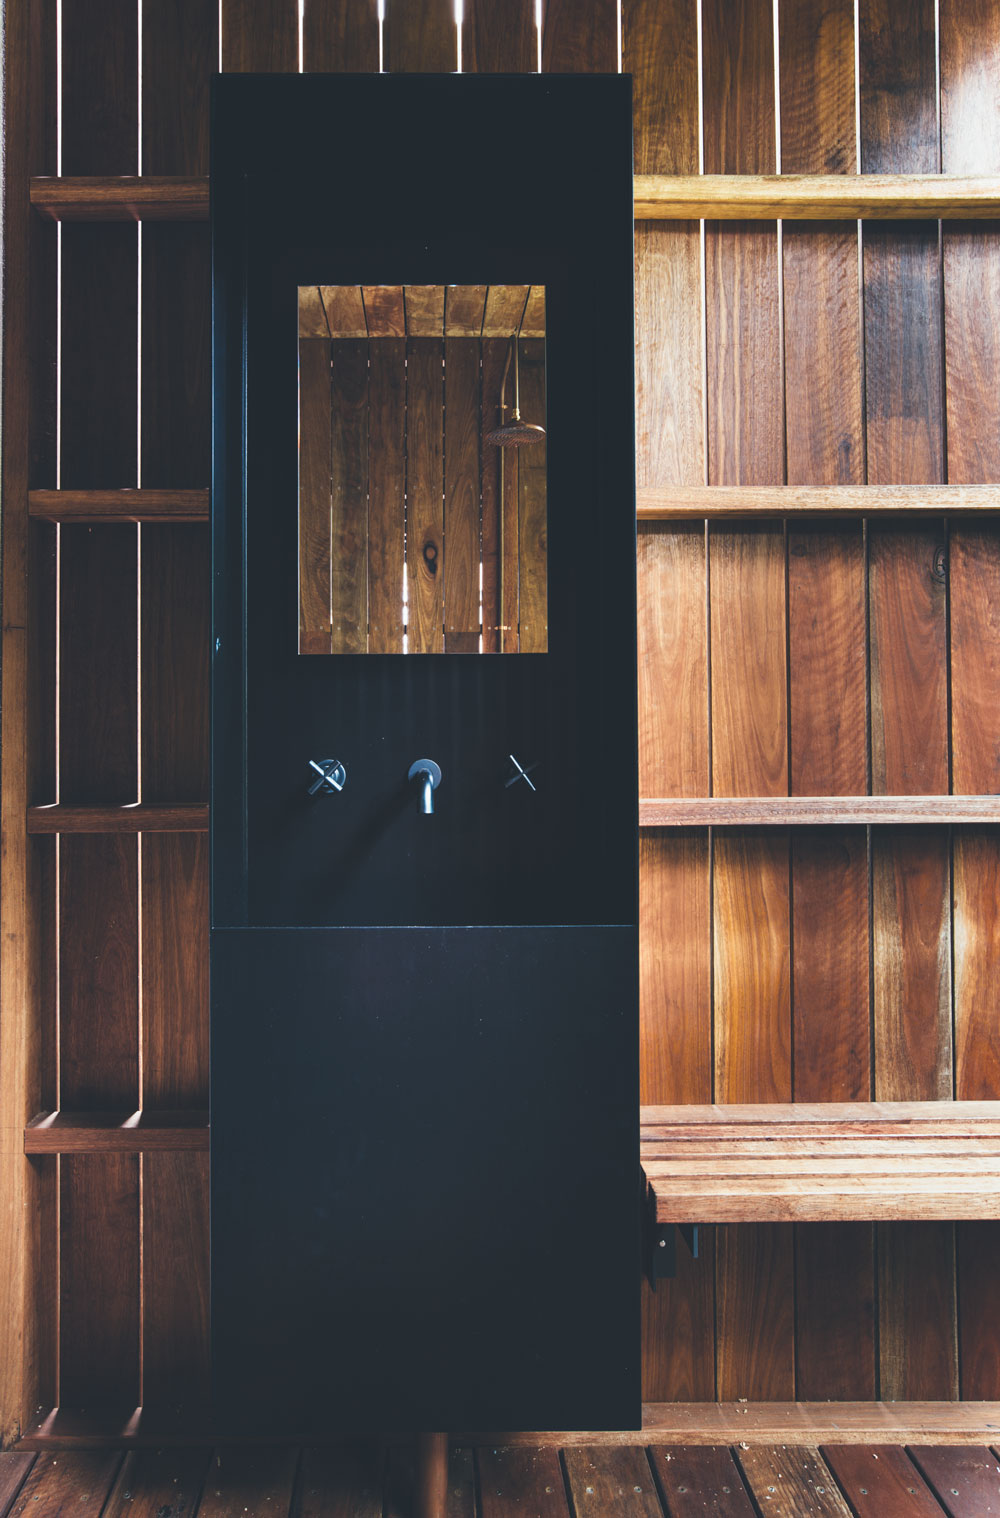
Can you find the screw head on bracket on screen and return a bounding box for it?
[308,758,347,795]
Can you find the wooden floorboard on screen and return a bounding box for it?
[11,1426,1000,1515]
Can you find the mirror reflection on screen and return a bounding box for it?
[298,284,547,655]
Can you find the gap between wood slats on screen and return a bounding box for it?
[28,174,1000,220]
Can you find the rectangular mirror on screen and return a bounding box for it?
[298,283,547,654]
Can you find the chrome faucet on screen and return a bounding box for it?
[408,759,442,815]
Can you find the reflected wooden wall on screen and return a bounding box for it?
[2,0,1000,1442]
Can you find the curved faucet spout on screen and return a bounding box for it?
[407,758,442,816]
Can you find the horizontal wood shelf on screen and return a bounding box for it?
[637,483,1000,517]
[30,177,209,220]
[640,795,1000,826]
[634,172,1000,218]
[16,1400,1000,1449]
[29,173,1000,223]
[27,803,209,833]
[24,1110,209,1153]
[29,489,210,523]
[641,1102,1000,1223]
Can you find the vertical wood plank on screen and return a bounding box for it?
[141,1152,210,1404]
[950,527,1000,796]
[958,1222,1000,1397]
[795,1224,876,1399]
[873,829,951,1100]
[710,528,787,798]
[649,1447,756,1516]
[331,338,369,655]
[823,1446,943,1517]
[61,0,138,175]
[702,0,775,174]
[779,0,856,174]
[443,338,480,653]
[954,833,1000,1100]
[406,338,444,654]
[304,0,379,71]
[142,0,218,175]
[638,527,707,799]
[792,832,869,1102]
[716,1224,795,1399]
[705,231,783,488]
[221,0,298,70]
[141,226,211,490]
[634,232,703,494]
[480,338,506,652]
[367,340,405,654]
[385,0,456,72]
[641,1230,715,1403]
[60,1155,140,1406]
[623,0,698,176]
[863,231,944,485]
[737,1449,851,1516]
[640,832,710,1105]
[562,1450,661,1517]
[477,1448,569,1517]
[542,0,617,73]
[60,228,138,489]
[713,830,791,1105]
[142,835,209,1108]
[60,837,139,1109]
[878,1222,958,1399]
[140,527,210,800]
[859,0,938,172]
[299,338,333,655]
[463,0,535,72]
[783,229,864,486]
[516,339,547,654]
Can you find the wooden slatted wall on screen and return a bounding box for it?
[2,0,1000,1441]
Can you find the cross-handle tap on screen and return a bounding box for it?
[408,759,442,815]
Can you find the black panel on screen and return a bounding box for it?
[212,925,638,1433]
[211,76,639,1433]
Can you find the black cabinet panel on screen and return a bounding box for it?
[211,925,639,1432]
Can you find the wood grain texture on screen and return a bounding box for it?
[634,173,1000,219]
[648,1446,754,1515]
[949,534,1000,791]
[24,1111,209,1153]
[301,1446,383,1518]
[713,833,791,1103]
[639,483,1000,516]
[516,340,547,653]
[330,338,369,654]
[789,527,867,794]
[541,0,617,73]
[31,491,210,523]
[443,338,480,653]
[60,836,138,1108]
[783,229,865,485]
[29,804,208,833]
[141,527,210,798]
[141,225,210,489]
[303,0,379,71]
[142,0,217,175]
[142,834,209,1107]
[792,832,869,1101]
[61,0,137,175]
[7,1455,123,1518]
[101,1449,208,1518]
[869,527,948,794]
[910,1445,1000,1515]
[873,829,951,1101]
[957,1222,1000,1397]
[363,286,405,337]
[859,0,938,174]
[406,339,444,654]
[367,339,405,653]
[736,1447,851,1517]
[638,529,707,798]
[462,0,534,73]
[477,1447,569,1517]
[385,0,456,72]
[142,1153,210,1404]
[822,1445,943,1517]
[716,1224,795,1398]
[878,1222,958,1399]
[59,525,137,802]
[640,832,710,1105]
[60,1155,141,1405]
[634,229,703,490]
[710,528,787,796]
[623,0,698,176]
[641,1229,715,1402]
[703,0,775,176]
[562,1448,661,1517]
[795,1224,876,1398]
[480,339,505,651]
[323,286,367,338]
[954,834,1000,1102]
[706,231,784,488]
[0,1458,35,1518]
[31,177,210,220]
[863,228,944,486]
[195,1449,299,1518]
[298,338,333,655]
[60,227,137,487]
[779,0,856,175]
[944,232,1000,483]
[221,0,298,71]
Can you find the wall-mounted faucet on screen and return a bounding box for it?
[408,759,442,815]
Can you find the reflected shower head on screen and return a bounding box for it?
[485,333,546,448]
[484,418,546,447]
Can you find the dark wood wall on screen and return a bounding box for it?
[2,0,999,1441]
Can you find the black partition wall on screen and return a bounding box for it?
[211,74,639,1434]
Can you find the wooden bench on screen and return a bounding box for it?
[640,1102,1000,1263]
